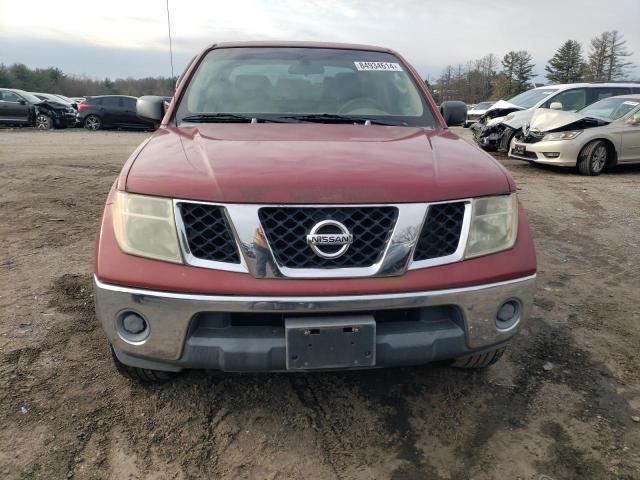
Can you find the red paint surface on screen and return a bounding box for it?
[124,125,513,204]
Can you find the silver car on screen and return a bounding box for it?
[509,95,640,175]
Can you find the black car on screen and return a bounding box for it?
[77,95,155,130]
[0,88,77,129]
[32,92,77,110]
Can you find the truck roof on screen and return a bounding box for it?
[208,40,393,53]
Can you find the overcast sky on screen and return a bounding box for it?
[1,0,638,82]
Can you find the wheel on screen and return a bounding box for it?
[451,347,506,369]
[111,347,178,383]
[35,113,53,130]
[577,140,608,176]
[84,115,102,131]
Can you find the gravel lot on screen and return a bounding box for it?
[1,127,639,479]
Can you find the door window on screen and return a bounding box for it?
[122,98,137,109]
[102,97,122,107]
[593,87,631,101]
[1,91,22,103]
[545,88,587,111]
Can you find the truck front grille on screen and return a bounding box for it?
[413,202,465,261]
[177,202,240,263]
[258,206,398,268]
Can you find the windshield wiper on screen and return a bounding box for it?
[280,113,403,126]
[181,113,290,123]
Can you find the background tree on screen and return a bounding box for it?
[0,63,176,96]
[545,40,584,83]
[605,30,634,80]
[586,30,634,81]
[513,51,535,93]
[493,51,535,99]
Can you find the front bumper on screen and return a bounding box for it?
[95,274,536,372]
[509,139,580,166]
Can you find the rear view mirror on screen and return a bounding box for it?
[549,102,563,110]
[137,96,165,124]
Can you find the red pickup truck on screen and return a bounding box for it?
[94,42,536,382]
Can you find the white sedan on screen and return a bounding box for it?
[509,95,640,175]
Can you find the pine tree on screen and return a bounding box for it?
[498,51,535,98]
[605,30,633,80]
[586,31,634,81]
[545,40,584,84]
[514,51,535,93]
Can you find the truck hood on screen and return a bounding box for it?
[125,124,512,204]
[529,108,610,132]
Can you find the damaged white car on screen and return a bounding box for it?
[471,83,640,152]
[508,95,640,175]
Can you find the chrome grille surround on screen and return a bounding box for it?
[173,200,472,278]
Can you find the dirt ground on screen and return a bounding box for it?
[1,127,639,480]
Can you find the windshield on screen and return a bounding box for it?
[176,47,435,127]
[579,97,640,120]
[474,102,494,110]
[507,88,559,109]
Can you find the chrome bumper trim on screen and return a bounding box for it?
[95,274,536,362]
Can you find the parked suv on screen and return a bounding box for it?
[94,42,537,382]
[472,83,640,151]
[78,95,154,130]
[0,88,77,129]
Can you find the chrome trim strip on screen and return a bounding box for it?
[172,199,473,279]
[94,274,536,305]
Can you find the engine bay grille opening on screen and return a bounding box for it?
[178,202,240,263]
[413,202,465,261]
[258,206,398,268]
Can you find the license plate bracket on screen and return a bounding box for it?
[285,315,376,370]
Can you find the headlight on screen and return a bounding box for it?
[542,130,582,141]
[112,191,182,263]
[465,194,518,259]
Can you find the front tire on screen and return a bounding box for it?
[35,113,53,130]
[84,115,102,131]
[578,140,608,176]
[111,347,178,383]
[452,347,506,369]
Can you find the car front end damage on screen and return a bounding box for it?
[508,109,611,166]
[471,100,525,152]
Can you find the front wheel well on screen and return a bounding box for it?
[581,138,618,167]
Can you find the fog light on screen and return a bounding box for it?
[496,300,520,329]
[122,313,146,334]
[117,311,149,342]
[543,152,560,158]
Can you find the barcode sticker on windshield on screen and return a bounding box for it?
[354,61,402,72]
[622,101,639,106]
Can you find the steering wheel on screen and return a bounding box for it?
[338,97,388,115]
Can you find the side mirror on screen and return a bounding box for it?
[136,96,165,124]
[549,102,563,110]
[439,100,468,126]
[626,113,640,126]
[18,100,27,105]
